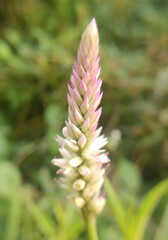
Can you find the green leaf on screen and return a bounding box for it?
[64,205,84,240]
[0,134,11,159]
[118,158,142,193]
[131,178,168,240]
[4,192,22,240]
[44,104,64,126]
[0,162,22,240]
[0,162,21,198]
[53,201,66,229]
[154,201,168,240]
[0,40,13,61]
[27,199,57,238]
[104,178,127,237]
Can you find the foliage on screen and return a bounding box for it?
[0,162,85,240]
[105,174,168,240]
[0,0,168,239]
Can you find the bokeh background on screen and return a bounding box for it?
[0,0,168,239]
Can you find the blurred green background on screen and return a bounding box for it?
[0,0,168,239]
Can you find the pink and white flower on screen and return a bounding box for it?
[52,18,110,214]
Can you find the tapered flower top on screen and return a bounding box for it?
[52,18,110,214]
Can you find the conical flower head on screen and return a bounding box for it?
[52,18,110,214]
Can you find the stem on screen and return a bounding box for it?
[83,209,99,240]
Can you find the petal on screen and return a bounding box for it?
[64,139,79,152]
[72,124,83,139]
[81,117,90,132]
[59,147,73,159]
[62,127,68,137]
[55,135,65,146]
[75,108,84,125]
[51,158,67,168]
[78,133,87,148]
[80,79,87,96]
[69,157,83,167]
[80,96,89,114]
[78,165,91,176]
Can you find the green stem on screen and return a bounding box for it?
[83,209,99,240]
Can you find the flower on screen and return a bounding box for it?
[52,18,110,214]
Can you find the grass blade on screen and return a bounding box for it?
[27,199,57,238]
[154,200,168,240]
[132,178,168,240]
[104,178,127,236]
[5,192,22,240]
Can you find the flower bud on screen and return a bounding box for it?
[73,179,86,191]
[75,197,85,208]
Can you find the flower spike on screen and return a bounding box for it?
[52,18,110,214]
